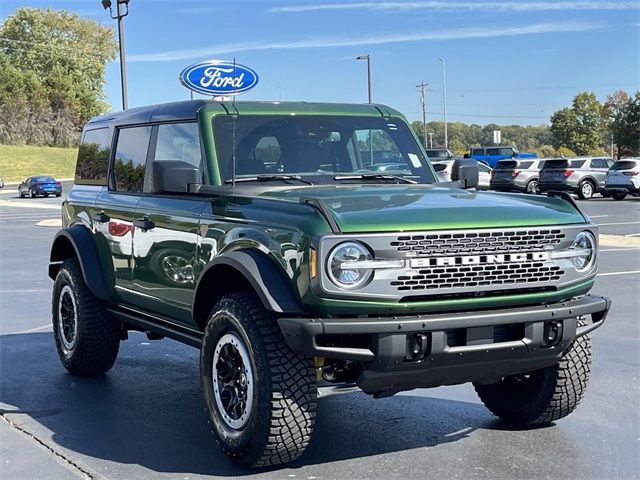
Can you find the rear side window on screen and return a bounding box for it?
[590,159,607,168]
[112,126,152,193]
[472,148,485,155]
[76,128,111,185]
[154,123,202,168]
[486,148,499,155]
[517,161,533,169]
[499,148,514,156]
[569,160,586,168]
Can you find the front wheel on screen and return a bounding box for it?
[52,258,121,376]
[30,189,36,198]
[474,324,591,426]
[577,180,595,200]
[612,192,627,201]
[201,293,317,467]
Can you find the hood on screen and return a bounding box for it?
[259,184,586,233]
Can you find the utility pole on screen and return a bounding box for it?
[417,82,428,149]
[438,58,448,149]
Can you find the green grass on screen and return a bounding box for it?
[0,144,78,183]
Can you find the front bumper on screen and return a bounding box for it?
[279,295,610,395]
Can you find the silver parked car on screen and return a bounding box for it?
[489,159,546,194]
[538,156,615,200]
[604,158,640,200]
[433,159,491,190]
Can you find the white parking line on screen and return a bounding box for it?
[589,215,609,218]
[626,233,640,237]
[596,270,640,277]
[600,247,640,252]
[598,221,640,226]
[16,324,52,334]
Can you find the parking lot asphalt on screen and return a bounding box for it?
[0,188,638,480]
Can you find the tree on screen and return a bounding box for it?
[0,8,117,131]
[550,92,607,155]
[605,90,640,158]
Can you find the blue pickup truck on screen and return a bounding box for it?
[469,146,537,168]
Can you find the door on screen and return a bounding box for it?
[131,122,206,327]
[97,125,152,305]
[589,158,610,190]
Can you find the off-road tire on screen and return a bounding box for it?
[474,320,591,426]
[612,192,627,201]
[201,293,317,467]
[52,258,120,376]
[577,180,595,200]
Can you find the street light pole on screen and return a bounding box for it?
[102,0,130,110]
[356,55,372,103]
[438,57,448,149]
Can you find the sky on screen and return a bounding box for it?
[1,0,639,126]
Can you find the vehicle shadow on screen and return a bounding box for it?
[1,331,496,477]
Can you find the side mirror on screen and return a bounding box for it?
[451,159,479,189]
[152,161,200,194]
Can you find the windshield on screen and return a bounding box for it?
[212,115,435,183]
[33,176,55,182]
[609,160,639,171]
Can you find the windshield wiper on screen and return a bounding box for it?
[333,174,417,184]
[225,175,314,185]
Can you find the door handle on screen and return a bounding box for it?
[94,211,110,223]
[133,217,155,231]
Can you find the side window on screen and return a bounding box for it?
[112,126,152,193]
[487,148,500,156]
[477,163,491,173]
[254,136,281,173]
[76,128,111,185]
[606,159,615,168]
[591,159,606,168]
[499,147,514,156]
[472,148,485,156]
[154,123,202,168]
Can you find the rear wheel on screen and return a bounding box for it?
[612,192,627,201]
[474,321,591,426]
[201,293,317,467]
[52,258,121,376]
[577,180,595,200]
[525,179,539,194]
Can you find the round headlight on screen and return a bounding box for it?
[327,242,373,289]
[570,231,596,271]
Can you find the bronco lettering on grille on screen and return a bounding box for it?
[409,252,550,268]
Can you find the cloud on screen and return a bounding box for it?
[129,21,602,62]
[269,1,640,13]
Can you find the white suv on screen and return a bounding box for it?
[604,158,640,200]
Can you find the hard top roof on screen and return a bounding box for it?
[86,100,404,127]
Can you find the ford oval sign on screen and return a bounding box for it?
[179,60,259,96]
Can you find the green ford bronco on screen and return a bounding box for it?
[49,100,610,467]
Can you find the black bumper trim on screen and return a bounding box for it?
[278,295,610,395]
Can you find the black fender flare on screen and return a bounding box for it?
[192,249,303,329]
[48,225,113,300]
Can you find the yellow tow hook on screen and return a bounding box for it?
[314,357,325,381]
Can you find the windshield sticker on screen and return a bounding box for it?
[408,153,422,168]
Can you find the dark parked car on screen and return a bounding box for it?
[538,157,614,200]
[490,159,546,194]
[0,177,4,189]
[18,176,62,198]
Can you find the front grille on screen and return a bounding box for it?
[389,229,566,292]
[391,229,565,256]
[392,262,564,292]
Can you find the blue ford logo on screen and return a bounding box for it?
[179,60,259,96]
